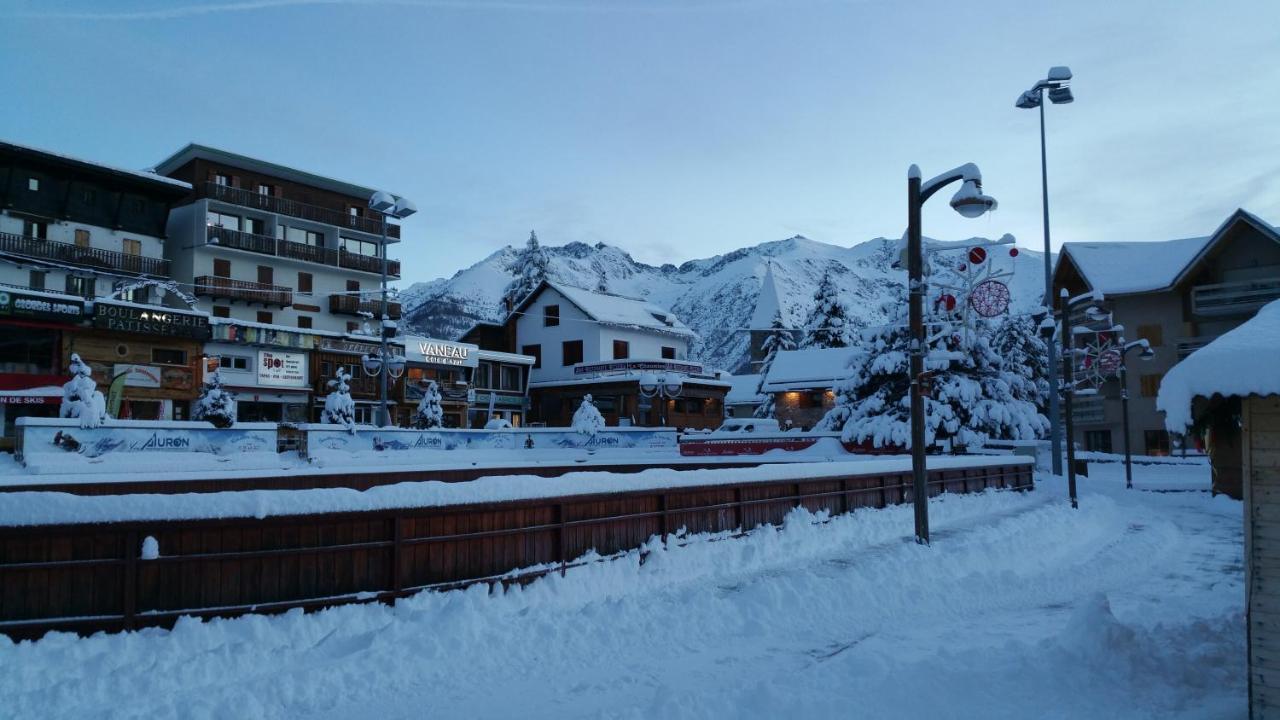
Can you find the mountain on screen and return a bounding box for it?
[399,235,1049,372]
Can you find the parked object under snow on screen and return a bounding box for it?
[412,380,444,429]
[193,370,237,428]
[572,394,607,435]
[59,353,107,429]
[322,368,357,432]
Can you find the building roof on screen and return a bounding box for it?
[514,280,697,340]
[760,347,856,392]
[152,143,403,203]
[1158,299,1280,431]
[724,373,763,404]
[748,262,784,330]
[0,139,191,193]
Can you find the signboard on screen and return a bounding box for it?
[405,336,479,368]
[473,391,526,409]
[0,395,58,405]
[112,363,162,388]
[574,360,704,376]
[93,302,211,340]
[257,350,308,388]
[318,337,386,356]
[0,289,84,324]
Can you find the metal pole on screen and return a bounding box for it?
[1060,290,1077,509]
[908,171,930,544]
[1039,94,1064,477]
[378,211,390,428]
[1121,353,1133,489]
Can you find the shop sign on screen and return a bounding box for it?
[473,391,526,408]
[112,363,162,388]
[319,337,384,356]
[257,350,308,388]
[405,336,479,368]
[574,360,704,376]
[93,302,211,340]
[0,289,84,323]
[0,395,58,404]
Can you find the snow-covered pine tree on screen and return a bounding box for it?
[572,394,606,435]
[322,367,357,432]
[801,269,852,349]
[193,370,237,428]
[989,313,1051,414]
[753,311,797,419]
[60,353,107,428]
[412,379,444,429]
[502,230,550,312]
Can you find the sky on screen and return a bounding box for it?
[2,0,1278,288]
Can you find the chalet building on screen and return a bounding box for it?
[0,140,205,444]
[463,281,728,429]
[757,347,851,429]
[724,373,763,418]
[1054,208,1280,456]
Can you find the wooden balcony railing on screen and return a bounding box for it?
[194,275,293,307]
[329,294,402,319]
[202,182,401,239]
[0,232,169,277]
[1191,277,1280,317]
[204,226,400,278]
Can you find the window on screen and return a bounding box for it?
[286,226,323,246]
[23,219,47,240]
[257,183,275,196]
[244,217,265,236]
[1136,324,1163,348]
[346,321,359,333]
[349,207,363,217]
[562,340,583,366]
[522,344,541,369]
[122,238,141,256]
[544,305,560,327]
[500,365,521,392]
[661,346,676,360]
[73,229,91,248]
[212,305,230,318]
[27,177,39,192]
[1145,430,1171,456]
[214,173,231,186]
[613,340,629,360]
[81,189,96,204]
[218,355,250,371]
[66,276,94,299]
[28,270,46,290]
[298,272,313,294]
[207,211,240,230]
[474,363,492,389]
[1139,373,1164,398]
[1084,430,1113,453]
[120,282,148,304]
[152,348,187,366]
[132,198,146,213]
[257,311,273,325]
[213,258,231,278]
[297,316,313,329]
[340,236,378,256]
[257,265,273,285]
[346,279,360,292]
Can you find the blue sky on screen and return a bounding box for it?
[2,0,1278,286]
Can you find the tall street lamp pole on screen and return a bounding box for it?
[906,163,998,544]
[367,191,417,428]
[1116,336,1154,489]
[1017,66,1074,476]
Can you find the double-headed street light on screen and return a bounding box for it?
[1111,331,1155,489]
[1017,66,1073,477]
[639,372,684,426]
[368,190,417,428]
[907,163,998,545]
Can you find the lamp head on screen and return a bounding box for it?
[1139,347,1155,361]
[638,372,659,395]
[360,354,380,376]
[392,197,417,219]
[1046,66,1072,82]
[368,191,396,213]
[662,374,683,397]
[1048,86,1074,104]
[950,179,998,219]
[1015,90,1041,109]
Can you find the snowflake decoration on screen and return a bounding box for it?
[926,243,1018,343]
[1076,330,1123,388]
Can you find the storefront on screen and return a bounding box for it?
[529,360,728,430]
[203,342,311,423]
[402,336,478,428]
[0,288,85,447]
[70,301,212,421]
[469,349,534,428]
[313,336,405,425]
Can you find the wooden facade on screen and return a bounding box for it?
[0,461,1031,640]
[1244,396,1280,717]
[63,329,202,420]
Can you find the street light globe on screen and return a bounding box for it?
[368,191,396,213]
[361,354,381,376]
[662,374,683,397]
[638,373,659,395]
[392,197,418,219]
[950,180,998,219]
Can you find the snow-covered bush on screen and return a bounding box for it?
[322,368,356,432]
[802,269,854,349]
[412,379,444,429]
[502,230,550,311]
[754,311,797,419]
[193,370,237,428]
[60,353,107,429]
[572,394,607,435]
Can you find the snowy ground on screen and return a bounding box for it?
[0,462,1244,719]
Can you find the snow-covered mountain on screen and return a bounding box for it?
[400,236,1049,372]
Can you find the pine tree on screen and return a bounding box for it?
[412,379,444,429]
[802,270,852,349]
[60,353,107,429]
[572,394,606,435]
[989,313,1051,413]
[193,370,237,428]
[502,230,550,311]
[322,367,356,431]
[753,311,797,419]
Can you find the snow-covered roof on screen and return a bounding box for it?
[724,374,763,404]
[1058,235,1212,295]
[0,139,191,191]
[1158,299,1280,431]
[153,143,401,203]
[748,262,784,330]
[539,281,697,339]
[761,347,856,392]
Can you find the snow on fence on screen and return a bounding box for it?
[0,457,1032,640]
[302,425,677,459]
[15,417,279,471]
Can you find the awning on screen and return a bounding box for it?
[0,385,64,405]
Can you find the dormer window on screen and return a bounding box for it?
[650,311,674,326]
[544,305,560,327]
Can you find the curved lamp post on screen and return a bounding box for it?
[1113,332,1155,489]
[368,191,417,427]
[1017,66,1073,476]
[907,163,998,544]
[638,372,684,426]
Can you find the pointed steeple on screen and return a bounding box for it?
[749,260,785,331]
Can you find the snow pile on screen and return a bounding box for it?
[58,354,106,429]
[411,380,443,429]
[140,535,160,560]
[571,394,606,435]
[321,368,356,431]
[192,370,237,428]
[1158,299,1280,430]
[760,346,856,392]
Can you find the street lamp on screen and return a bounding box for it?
[1114,333,1155,489]
[638,372,684,425]
[1017,65,1073,477]
[1056,288,1109,509]
[907,163,998,545]
[368,190,416,427]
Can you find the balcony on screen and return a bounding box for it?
[203,226,400,278]
[0,231,169,277]
[329,294,402,319]
[202,181,401,239]
[1192,277,1280,317]
[194,275,293,306]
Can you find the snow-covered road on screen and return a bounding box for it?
[0,463,1245,719]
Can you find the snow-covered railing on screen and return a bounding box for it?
[303,424,677,460]
[15,417,279,468]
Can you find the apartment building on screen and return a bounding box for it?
[1053,208,1280,455]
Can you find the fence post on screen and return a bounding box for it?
[841,477,850,516]
[556,503,566,577]
[879,475,888,509]
[733,487,743,532]
[392,516,404,594]
[123,530,138,631]
[659,493,668,542]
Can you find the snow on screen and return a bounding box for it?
[724,373,763,404]
[411,380,443,428]
[547,281,698,339]
[58,354,106,429]
[570,394,606,435]
[140,535,160,560]
[0,461,1244,719]
[1158,299,1280,430]
[1059,235,1212,295]
[760,347,855,391]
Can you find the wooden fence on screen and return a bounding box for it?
[0,462,1031,640]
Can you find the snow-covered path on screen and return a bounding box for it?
[0,463,1245,719]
